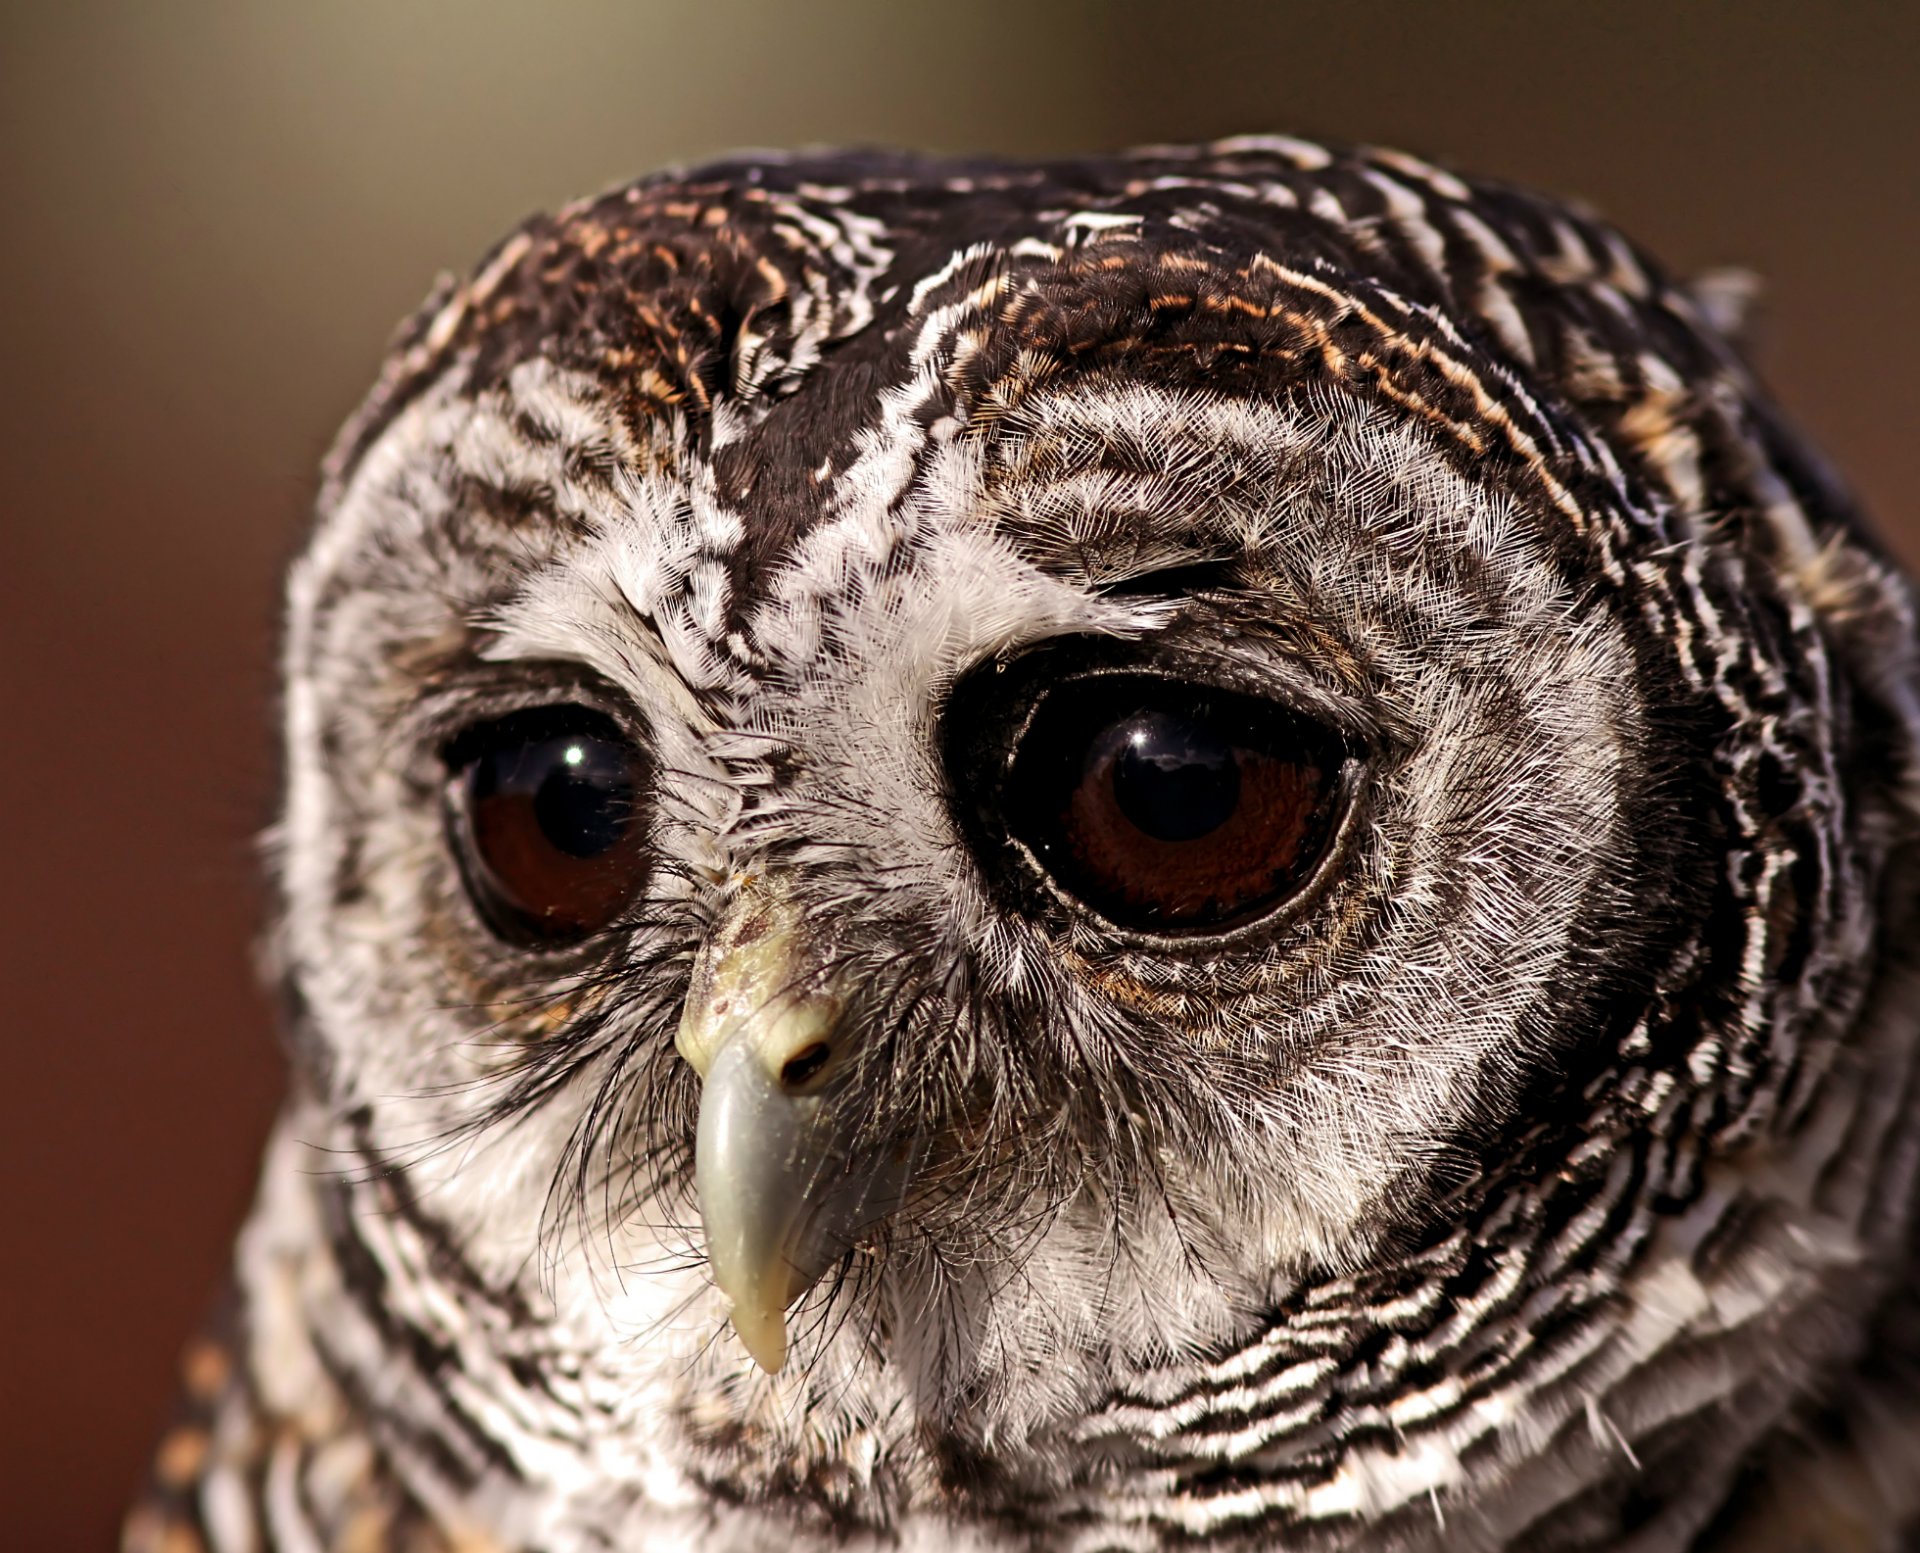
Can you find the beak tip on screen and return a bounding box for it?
[729,1304,790,1374]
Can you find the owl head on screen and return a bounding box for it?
[269,141,1920,1540]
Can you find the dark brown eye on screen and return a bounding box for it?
[1003,681,1345,933]
[445,707,650,946]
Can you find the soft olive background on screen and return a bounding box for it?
[3,3,1915,1544]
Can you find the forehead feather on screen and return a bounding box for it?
[324,146,1711,484]
[311,141,1873,698]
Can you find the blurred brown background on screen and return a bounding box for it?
[2,2,1915,1544]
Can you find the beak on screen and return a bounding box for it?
[675,878,910,1373]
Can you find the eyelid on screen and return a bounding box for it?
[1050,580,1382,724]
[998,658,1377,776]
[1090,558,1242,598]
[390,664,652,781]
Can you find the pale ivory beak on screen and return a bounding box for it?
[674,878,910,1373]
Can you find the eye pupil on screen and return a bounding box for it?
[1107,713,1242,843]
[531,740,634,858]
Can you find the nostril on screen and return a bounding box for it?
[780,1042,831,1090]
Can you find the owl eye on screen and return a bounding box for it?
[1001,680,1346,934]
[444,706,650,946]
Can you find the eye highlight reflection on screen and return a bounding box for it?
[1001,679,1347,934]
[445,706,651,946]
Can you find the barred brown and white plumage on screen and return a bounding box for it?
[126,138,1920,1552]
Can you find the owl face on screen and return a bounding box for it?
[270,143,1916,1538]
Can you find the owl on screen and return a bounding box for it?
[127,139,1920,1553]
